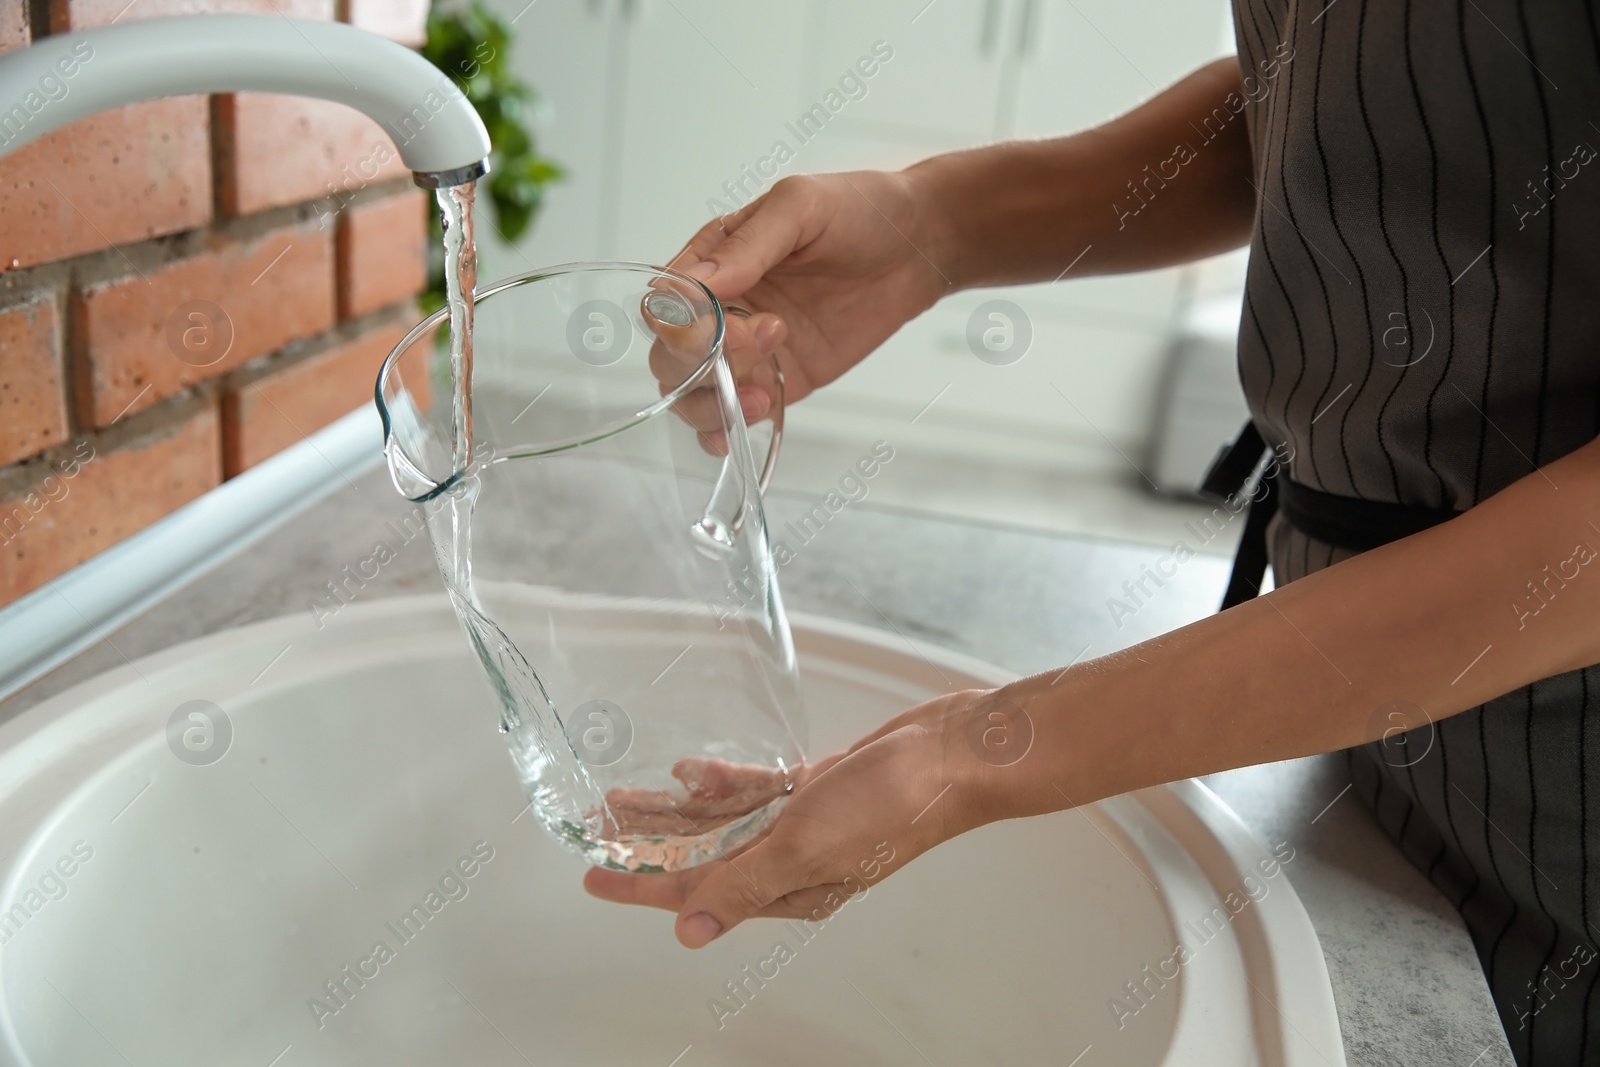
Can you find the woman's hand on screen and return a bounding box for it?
[583,688,1004,948]
[661,170,953,423]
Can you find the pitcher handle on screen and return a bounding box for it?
[688,303,785,555]
[724,302,785,498]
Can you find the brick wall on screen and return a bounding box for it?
[0,1,432,607]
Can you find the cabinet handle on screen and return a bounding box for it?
[1014,0,1037,57]
[979,0,1002,56]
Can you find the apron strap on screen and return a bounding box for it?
[1277,480,1460,553]
[1201,419,1461,611]
[1201,421,1278,610]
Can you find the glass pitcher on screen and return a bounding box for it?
[375,262,806,872]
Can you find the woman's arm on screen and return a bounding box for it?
[977,436,1600,825]
[912,56,1258,291]
[587,436,1600,948]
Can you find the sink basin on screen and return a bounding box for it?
[0,594,1342,1065]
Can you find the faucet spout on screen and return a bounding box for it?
[0,14,491,188]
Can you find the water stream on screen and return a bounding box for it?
[432,186,620,860]
[436,185,477,473]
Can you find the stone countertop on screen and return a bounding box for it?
[2,468,1514,1066]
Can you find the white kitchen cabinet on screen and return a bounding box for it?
[776,124,936,176]
[488,0,820,266]
[1007,0,1232,140]
[610,0,814,263]
[995,0,1230,323]
[476,0,616,279]
[803,0,1011,150]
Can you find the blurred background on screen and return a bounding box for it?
[478,0,1254,545]
[0,0,1251,613]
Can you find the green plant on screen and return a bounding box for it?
[420,1,563,315]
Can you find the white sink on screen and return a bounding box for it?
[0,595,1342,1065]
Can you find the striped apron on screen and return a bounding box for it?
[1225,0,1600,1060]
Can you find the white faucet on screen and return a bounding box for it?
[0,14,491,188]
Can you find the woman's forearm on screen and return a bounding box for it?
[908,56,1260,292]
[971,438,1600,823]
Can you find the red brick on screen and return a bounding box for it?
[337,189,426,319]
[0,299,66,466]
[0,3,28,53]
[73,220,335,427]
[214,93,409,218]
[0,403,221,605]
[50,0,331,28]
[345,0,428,46]
[0,98,211,270]
[221,321,409,474]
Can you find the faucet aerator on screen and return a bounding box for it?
[414,159,492,190]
